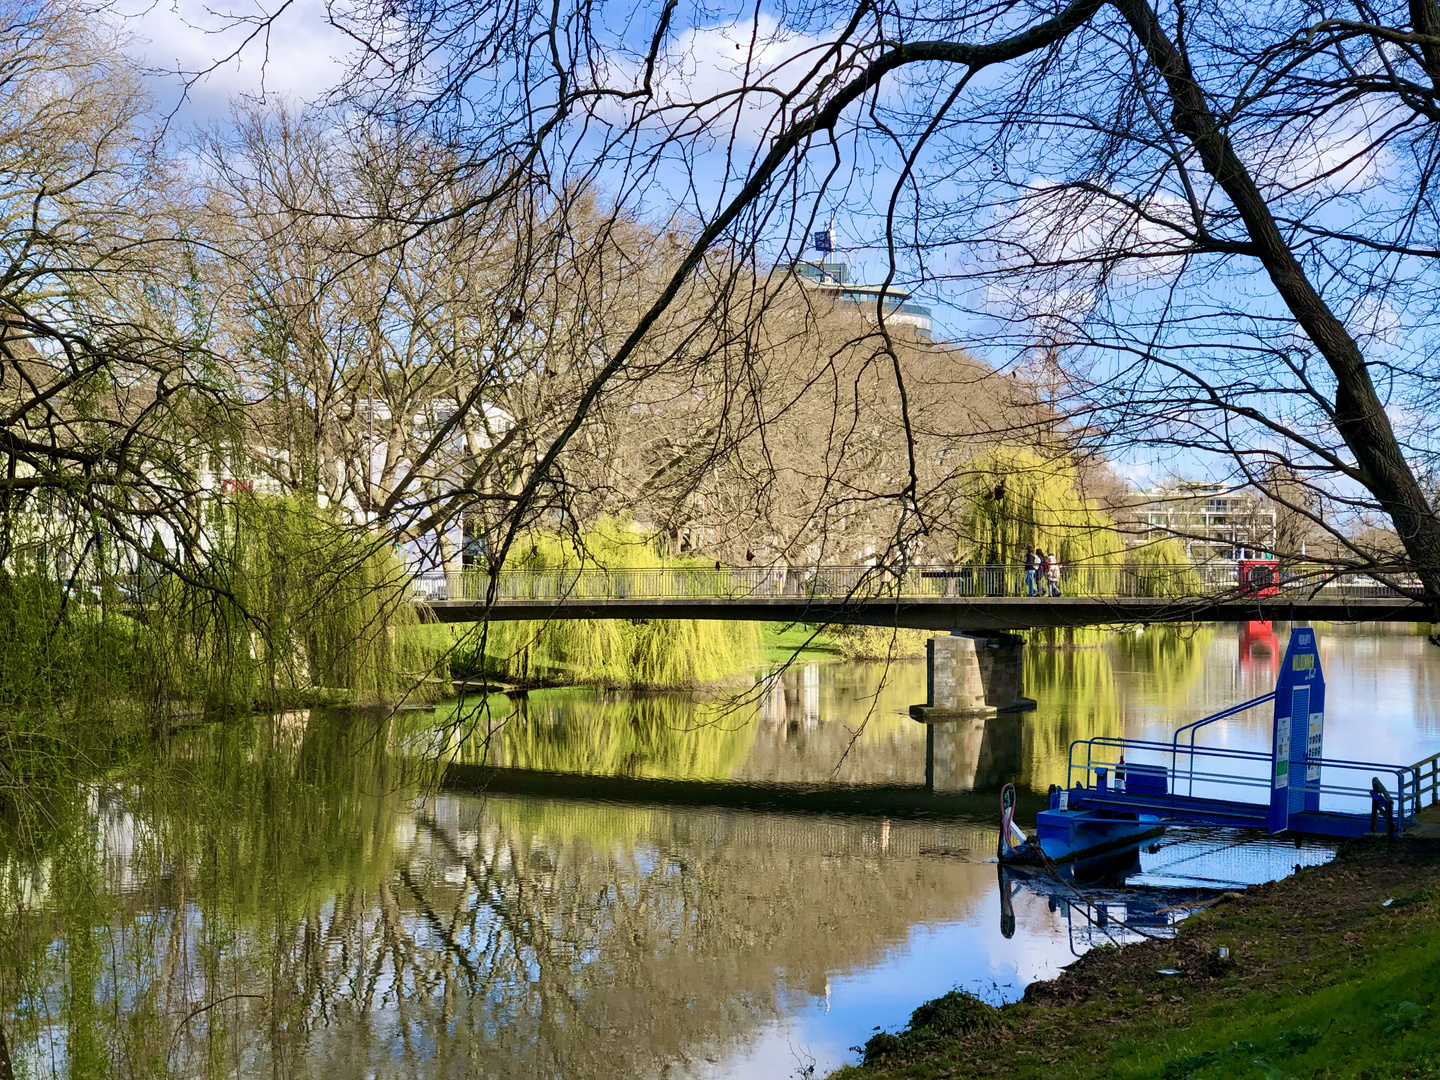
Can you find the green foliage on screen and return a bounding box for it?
[960,447,1124,568]
[444,519,762,688]
[0,497,433,721]
[1274,1025,1323,1054]
[829,625,931,660]
[1124,537,1203,597]
[860,990,999,1067]
[142,496,438,711]
[1383,1000,1428,1035]
[0,573,144,719]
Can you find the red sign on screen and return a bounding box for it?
[1238,558,1279,597]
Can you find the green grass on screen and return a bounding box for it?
[836,845,1440,1080]
[761,622,844,665]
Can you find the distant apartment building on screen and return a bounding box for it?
[1129,481,1277,562]
[795,260,934,339]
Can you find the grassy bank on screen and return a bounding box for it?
[839,840,1440,1079]
[761,623,845,665]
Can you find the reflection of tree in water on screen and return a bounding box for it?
[1022,646,1122,790]
[422,634,1218,797]
[431,689,760,780]
[0,715,1006,1080]
[426,661,932,787]
[736,660,928,785]
[1107,625,1216,715]
[1022,628,1218,791]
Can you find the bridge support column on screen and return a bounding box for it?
[910,632,1036,722]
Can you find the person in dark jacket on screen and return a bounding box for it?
[1024,548,1040,596]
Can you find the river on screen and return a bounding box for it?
[6,622,1439,1078]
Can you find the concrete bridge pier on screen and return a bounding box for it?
[910,632,1037,723]
[921,711,1025,793]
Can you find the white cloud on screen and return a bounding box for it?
[978,179,1195,340]
[594,16,838,145]
[117,0,352,120]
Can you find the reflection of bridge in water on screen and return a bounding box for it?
[414,564,1424,629]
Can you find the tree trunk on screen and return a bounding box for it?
[1117,0,1440,613]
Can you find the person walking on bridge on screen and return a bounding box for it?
[1024,548,1039,596]
[1044,551,1062,597]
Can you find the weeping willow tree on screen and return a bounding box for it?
[444,519,761,688]
[0,494,437,734]
[961,449,1199,623]
[140,496,438,713]
[960,447,1124,570]
[1122,536,1204,597]
[827,626,931,660]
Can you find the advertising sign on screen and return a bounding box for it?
[1268,628,1326,832]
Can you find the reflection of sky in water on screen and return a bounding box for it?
[693,826,1337,1078]
[694,890,1073,1080]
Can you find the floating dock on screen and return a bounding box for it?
[1006,628,1422,866]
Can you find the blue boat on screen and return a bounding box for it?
[1002,628,1422,866]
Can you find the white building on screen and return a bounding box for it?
[796,261,934,339]
[1130,481,1277,563]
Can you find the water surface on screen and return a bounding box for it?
[6,622,1438,1078]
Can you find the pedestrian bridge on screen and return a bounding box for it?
[412,563,1427,631]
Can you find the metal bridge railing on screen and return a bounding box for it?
[408,563,1416,604]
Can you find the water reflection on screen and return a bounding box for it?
[7,739,1027,1080]
[4,624,1440,1078]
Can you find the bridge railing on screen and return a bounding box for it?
[408,563,1416,603]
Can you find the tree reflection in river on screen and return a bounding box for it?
[0,624,1305,1079]
[0,711,1006,1079]
[431,649,1148,794]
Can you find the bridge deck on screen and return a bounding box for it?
[420,594,1424,630]
[410,564,1426,630]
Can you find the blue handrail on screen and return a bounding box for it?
[1172,692,1275,749]
[1170,692,1275,796]
[1067,734,1419,824]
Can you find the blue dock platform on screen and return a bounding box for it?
[1007,628,1421,866]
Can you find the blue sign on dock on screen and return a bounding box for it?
[1268,628,1325,833]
